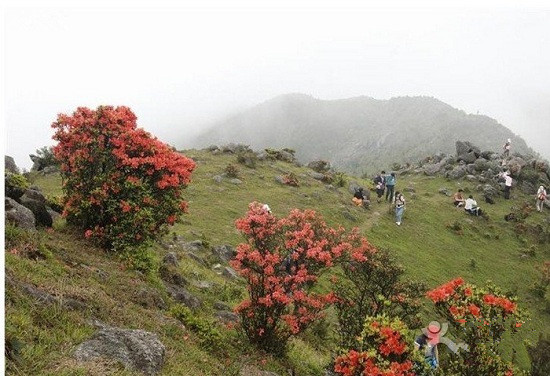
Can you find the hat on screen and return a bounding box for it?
[507,138,511,143]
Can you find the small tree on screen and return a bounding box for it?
[427,278,525,376]
[335,248,425,350]
[333,315,428,376]
[230,202,371,354]
[30,146,58,171]
[52,106,195,258]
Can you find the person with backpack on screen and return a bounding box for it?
[394,191,406,226]
[503,138,511,157]
[536,185,547,212]
[385,172,396,202]
[374,171,386,203]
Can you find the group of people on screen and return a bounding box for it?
[352,170,406,226]
[452,189,483,216]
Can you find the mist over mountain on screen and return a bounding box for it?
[192,94,535,175]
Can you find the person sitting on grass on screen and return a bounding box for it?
[453,189,466,207]
[352,187,370,209]
[464,195,482,216]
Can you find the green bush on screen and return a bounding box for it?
[224,164,240,178]
[5,172,29,199]
[171,304,222,350]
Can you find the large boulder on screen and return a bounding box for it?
[483,184,500,201]
[457,151,478,164]
[5,156,19,174]
[422,163,441,176]
[74,323,165,376]
[307,160,331,173]
[166,285,201,309]
[474,158,490,172]
[212,245,236,263]
[455,141,481,157]
[507,156,527,176]
[5,198,35,230]
[19,189,52,227]
[446,165,467,180]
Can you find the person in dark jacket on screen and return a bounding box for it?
[374,171,386,203]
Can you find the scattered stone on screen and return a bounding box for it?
[158,264,188,287]
[438,188,451,196]
[6,275,85,310]
[239,366,280,376]
[74,324,165,376]
[465,175,477,182]
[5,198,36,230]
[213,175,223,183]
[193,280,213,289]
[230,178,242,185]
[19,189,52,227]
[186,252,206,266]
[5,156,19,174]
[162,252,179,267]
[222,266,239,280]
[205,145,219,152]
[134,287,167,310]
[348,181,361,195]
[213,301,230,311]
[422,163,441,176]
[446,165,467,180]
[166,285,201,309]
[307,160,331,173]
[180,240,204,252]
[274,175,285,185]
[215,310,240,324]
[211,245,236,263]
[310,172,325,180]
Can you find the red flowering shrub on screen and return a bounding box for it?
[52,106,195,267]
[333,315,426,376]
[231,202,372,354]
[335,247,425,350]
[427,278,525,375]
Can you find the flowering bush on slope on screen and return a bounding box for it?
[230,202,371,354]
[427,278,525,376]
[52,106,195,259]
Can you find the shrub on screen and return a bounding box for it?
[533,261,550,298]
[230,202,372,354]
[427,278,525,376]
[236,151,258,169]
[333,315,427,376]
[334,248,425,350]
[30,146,58,171]
[171,304,222,350]
[224,163,240,178]
[333,172,347,188]
[5,172,29,199]
[52,106,195,253]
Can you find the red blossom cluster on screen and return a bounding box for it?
[231,202,374,353]
[52,106,195,251]
[334,351,414,376]
[425,277,464,302]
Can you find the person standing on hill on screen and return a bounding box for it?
[536,185,547,212]
[374,170,386,203]
[394,191,406,226]
[503,172,513,200]
[385,172,396,202]
[503,138,512,157]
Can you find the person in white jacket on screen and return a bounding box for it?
[536,186,547,212]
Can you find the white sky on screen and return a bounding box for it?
[3,1,550,169]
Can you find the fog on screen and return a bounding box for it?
[4,5,550,170]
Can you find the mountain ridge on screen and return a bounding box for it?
[191,94,535,175]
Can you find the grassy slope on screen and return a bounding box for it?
[5,149,549,375]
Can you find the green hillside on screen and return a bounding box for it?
[5,148,549,375]
[192,94,535,175]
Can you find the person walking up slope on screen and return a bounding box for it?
[503,172,513,200]
[536,185,547,212]
[385,172,396,202]
[394,191,406,226]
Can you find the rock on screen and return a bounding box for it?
[455,141,481,157]
[348,181,362,195]
[279,150,295,162]
[446,165,467,180]
[186,252,206,266]
[180,240,204,252]
[274,175,285,185]
[481,151,495,160]
[205,145,219,152]
[166,285,201,309]
[465,175,477,182]
[46,207,62,222]
[193,280,213,289]
[74,324,165,376]
[483,184,499,201]
[5,156,19,174]
[5,198,36,230]
[158,264,188,287]
[6,275,85,310]
[222,266,239,280]
[213,301,231,311]
[134,287,167,310]
[162,252,179,267]
[230,178,242,185]
[215,310,240,324]
[465,164,476,175]
[256,151,268,161]
[438,188,451,196]
[211,245,236,263]
[520,181,536,195]
[422,163,441,176]
[474,158,490,172]
[19,190,52,227]
[458,151,478,164]
[507,156,527,176]
[307,160,331,173]
[213,175,223,183]
[310,172,325,180]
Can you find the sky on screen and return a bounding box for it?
[3,2,550,170]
